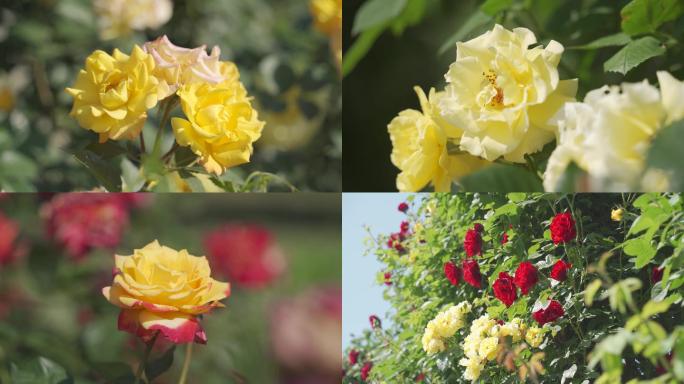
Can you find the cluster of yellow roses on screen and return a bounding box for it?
[309,0,343,68]
[389,24,684,192]
[460,314,545,381]
[66,36,264,175]
[421,301,472,354]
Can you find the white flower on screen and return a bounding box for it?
[94,0,173,40]
[544,71,684,191]
[440,24,577,162]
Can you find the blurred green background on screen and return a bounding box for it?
[0,0,341,192]
[342,0,684,191]
[0,193,341,383]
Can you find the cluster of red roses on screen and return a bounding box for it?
[387,209,411,253]
[443,212,578,327]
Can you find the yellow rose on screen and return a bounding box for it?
[94,0,173,40]
[143,36,231,99]
[66,46,166,142]
[440,24,577,162]
[478,336,500,361]
[102,240,230,344]
[309,0,342,36]
[611,208,623,222]
[525,326,544,348]
[543,72,684,191]
[171,80,265,175]
[389,87,488,192]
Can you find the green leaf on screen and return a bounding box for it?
[459,164,543,192]
[585,279,603,306]
[145,346,176,381]
[439,11,493,55]
[120,158,145,192]
[573,33,631,50]
[641,296,675,318]
[10,357,73,384]
[621,0,684,36]
[481,0,514,16]
[73,149,122,192]
[89,362,133,383]
[342,26,384,77]
[646,119,684,191]
[352,0,408,34]
[624,238,656,268]
[603,36,665,75]
[553,162,586,192]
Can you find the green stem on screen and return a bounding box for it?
[162,142,180,164]
[140,132,146,154]
[177,342,194,384]
[133,332,159,384]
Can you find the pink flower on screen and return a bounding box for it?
[398,202,409,213]
[42,194,131,261]
[383,272,392,286]
[369,315,382,329]
[204,224,286,289]
[0,212,20,266]
[361,362,373,381]
[270,286,342,381]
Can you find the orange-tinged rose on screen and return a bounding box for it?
[102,240,230,344]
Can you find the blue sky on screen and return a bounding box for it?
[342,193,414,349]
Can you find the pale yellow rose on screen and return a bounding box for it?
[102,240,230,344]
[389,87,488,192]
[611,208,623,222]
[440,24,577,162]
[66,46,166,142]
[525,326,544,348]
[543,72,684,191]
[94,0,173,40]
[143,36,232,99]
[171,80,264,175]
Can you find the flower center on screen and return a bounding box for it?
[483,70,504,108]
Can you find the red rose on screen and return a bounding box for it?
[493,272,518,307]
[444,261,461,286]
[387,232,405,252]
[501,232,508,245]
[550,259,573,281]
[462,259,482,288]
[532,300,564,325]
[464,229,482,257]
[655,352,674,375]
[514,261,538,295]
[43,194,131,261]
[398,202,409,213]
[204,224,286,289]
[384,272,392,286]
[651,267,664,283]
[400,221,410,234]
[369,315,382,329]
[361,362,373,381]
[550,212,576,245]
[0,213,20,266]
[473,223,484,233]
[349,349,359,365]
[415,373,425,382]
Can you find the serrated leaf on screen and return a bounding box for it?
[574,33,631,50]
[623,238,656,268]
[603,36,665,75]
[352,0,407,34]
[621,0,684,36]
[73,149,122,192]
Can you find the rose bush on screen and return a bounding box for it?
[344,193,684,383]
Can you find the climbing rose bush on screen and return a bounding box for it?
[343,193,684,383]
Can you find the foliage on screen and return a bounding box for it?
[344,193,684,383]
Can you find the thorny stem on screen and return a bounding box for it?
[133,331,159,384]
